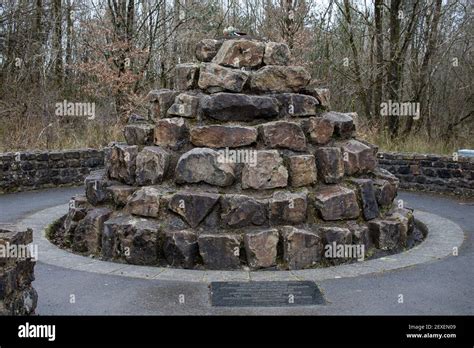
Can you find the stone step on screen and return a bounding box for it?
[60,207,412,270]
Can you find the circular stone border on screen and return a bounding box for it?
[20,203,465,283]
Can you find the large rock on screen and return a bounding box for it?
[368,219,403,250]
[105,144,138,185]
[269,191,307,225]
[102,216,127,259]
[373,168,399,208]
[198,234,242,269]
[273,93,319,117]
[319,227,353,261]
[388,207,415,237]
[220,194,268,228]
[190,125,257,148]
[120,218,162,265]
[263,42,291,65]
[288,155,317,187]
[373,167,399,182]
[314,88,330,108]
[63,200,89,242]
[387,207,414,248]
[241,150,288,189]
[212,39,265,68]
[154,118,187,150]
[340,139,377,175]
[374,179,398,208]
[244,229,279,269]
[302,117,334,145]
[67,194,90,209]
[102,215,161,265]
[315,147,345,184]
[0,285,38,316]
[349,179,379,220]
[322,112,355,139]
[347,222,372,249]
[200,93,279,121]
[146,89,179,121]
[0,257,35,292]
[260,121,306,151]
[303,87,331,109]
[320,226,352,245]
[167,93,200,118]
[198,63,249,93]
[250,65,311,93]
[0,224,33,249]
[107,185,136,207]
[124,187,161,218]
[0,225,37,315]
[135,146,170,185]
[175,148,235,186]
[72,208,112,253]
[281,226,323,269]
[174,63,200,91]
[124,124,154,146]
[314,185,360,220]
[168,191,220,228]
[195,39,223,62]
[85,170,113,205]
[163,230,198,268]
[0,266,33,311]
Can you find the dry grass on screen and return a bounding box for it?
[0,93,127,152]
[0,118,124,152]
[358,123,473,155]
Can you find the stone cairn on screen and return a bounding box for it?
[59,37,415,270]
[0,225,37,315]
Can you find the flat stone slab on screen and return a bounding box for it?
[21,204,465,283]
[210,281,324,307]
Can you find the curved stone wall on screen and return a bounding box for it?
[0,149,104,193]
[378,152,474,197]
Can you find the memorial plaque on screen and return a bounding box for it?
[210,281,324,307]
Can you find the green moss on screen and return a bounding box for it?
[45,218,63,241]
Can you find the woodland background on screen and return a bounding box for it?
[0,0,472,154]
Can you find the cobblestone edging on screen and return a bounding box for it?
[0,149,104,194]
[378,152,474,197]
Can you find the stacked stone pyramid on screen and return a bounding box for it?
[59,37,415,270]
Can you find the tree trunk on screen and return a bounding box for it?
[410,0,442,137]
[52,0,63,85]
[342,0,372,121]
[159,0,168,88]
[387,0,401,137]
[282,0,295,49]
[31,0,44,86]
[65,0,73,81]
[374,0,383,125]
